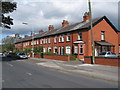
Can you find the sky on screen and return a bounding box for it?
[1,0,119,39]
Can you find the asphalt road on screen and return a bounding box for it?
[2,57,118,88]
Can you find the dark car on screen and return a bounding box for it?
[17,53,28,59]
[6,53,17,58]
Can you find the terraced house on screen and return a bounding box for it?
[15,12,120,60]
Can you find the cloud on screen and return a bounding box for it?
[2,0,119,38]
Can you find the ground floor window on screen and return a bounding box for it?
[74,45,78,54]
[61,46,64,55]
[66,46,71,54]
[48,47,52,52]
[80,45,84,54]
[54,47,58,54]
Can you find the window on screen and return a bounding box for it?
[74,46,78,54]
[59,35,62,42]
[48,47,52,52]
[61,47,64,55]
[54,47,58,54]
[66,33,70,41]
[48,38,51,43]
[80,45,84,54]
[66,46,71,54]
[37,40,39,45]
[101,31,105,40]
[61,34,64,42]
[78,32,82,40]
[54,36,57,43]
[119,45,120,53]
[43,39,45,44]
[40,39,43,44]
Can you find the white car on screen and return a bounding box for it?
[99,51,119,57]
[17,53,28,59]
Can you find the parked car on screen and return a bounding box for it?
[6,53,17,58]
[17,53,28,59]
[99,51,119,57]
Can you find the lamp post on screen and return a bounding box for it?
[88,0,95,64]
[22,22,34,58]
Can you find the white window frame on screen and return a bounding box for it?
[101,31,105,41]
[67,33,70,41]
[61,34,64,42]
[48,38,51,43]
[80,45,84,54]
[48,47,52,52]
[74,45,78,54]
[54,36,57,43]
[78,32,82,40]
[66,46,71,54]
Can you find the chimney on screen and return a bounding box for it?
[48,25,54,31]
[19,37,22,39]
[31,33,35,36]
[62,20,69,27]
[83,12,90,22]
[24,35,29,38]
[39,30,44,34]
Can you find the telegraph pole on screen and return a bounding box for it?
[88,0,95,64]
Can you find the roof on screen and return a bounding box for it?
[15,16,117,44]
[95,41,115,46]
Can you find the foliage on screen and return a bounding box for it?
[44,52,58,55]
[23,47,32,54]
[1,1,17,29]
[33,46,43,54]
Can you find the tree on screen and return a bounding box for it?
[1,1,17,29]
[2,35,15,52]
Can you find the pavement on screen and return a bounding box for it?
[30,57,119,83]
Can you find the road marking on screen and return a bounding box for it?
[7,63,13,67]
[26,72,32,76]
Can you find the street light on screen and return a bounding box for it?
[88,0,95,64]
[22,22,34,58]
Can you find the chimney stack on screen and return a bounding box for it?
[62,20,69,27]
[24,35,29,38]
[83,12,90,22]
[48,25,54,31]
[31,33,35,36]
[39,30,44,34]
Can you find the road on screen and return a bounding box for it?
[2,57,118,88]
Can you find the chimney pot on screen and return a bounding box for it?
[48,25,54,31]
[83,12,90,22]
[24,35,29,38]
[39,30,44,34]
[62,20,69,27]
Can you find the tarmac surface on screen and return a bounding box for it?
[30,58,119,83]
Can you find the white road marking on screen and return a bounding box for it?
[6,63,13,67]
[26,72,32,76]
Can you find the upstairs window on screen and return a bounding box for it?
[48,37,51,44]
[54,36,57,43]
[61,34,64,42]
[78,32,82,40]
[59,35,62,42]
[101,31,105,41]
[66,33,70,41]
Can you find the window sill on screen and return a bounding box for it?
[79,54,84,55]
[66,41,70,42]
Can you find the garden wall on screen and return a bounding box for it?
[84,56,120,67]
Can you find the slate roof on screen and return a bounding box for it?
[15,16,118,44]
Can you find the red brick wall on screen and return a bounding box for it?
[44,55,70,61]
[84,56,120,67]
